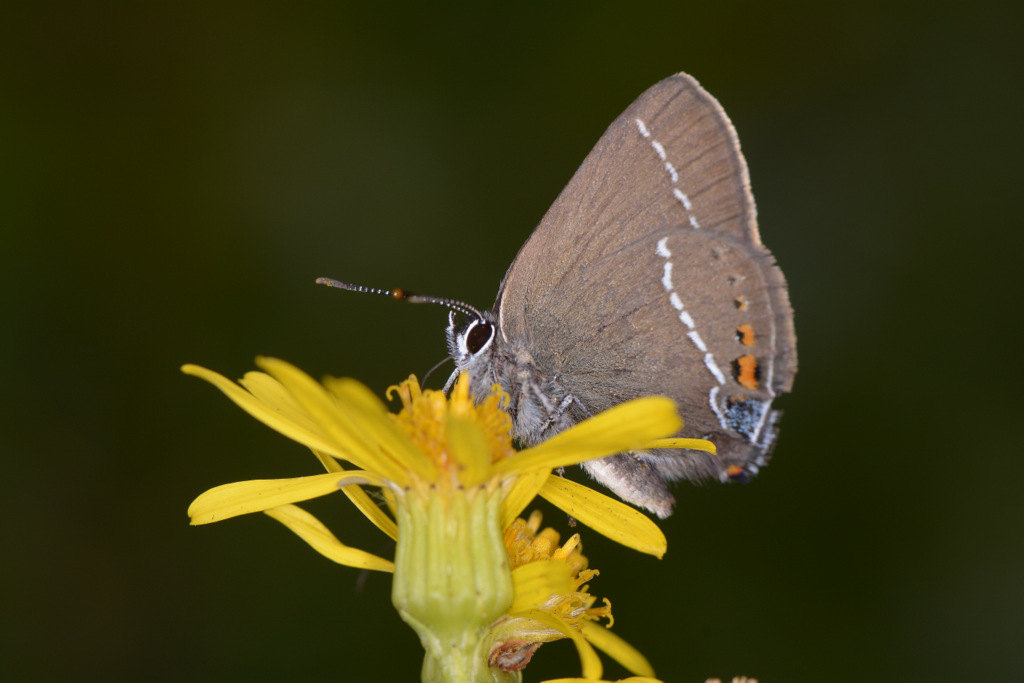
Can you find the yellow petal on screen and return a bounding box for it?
[519,609,602,680]
[182,364,341,457]
[644,437,717,455]
[188,471,381,524]
[312,448,340,473]
[312,449,398,540]
[446,413,491,486]
[263,504,394,572]
[239,370,322,436]
[538,476,666,558]
[320,373,439,482]
[494,397,681,476]
[542,678,662,683]
[579,620,655,677]
[254,358,419,485]
[324,374,397,414]
[508,560,575,614]
[501,468,551,530]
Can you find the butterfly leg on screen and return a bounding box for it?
[529,389,582,439]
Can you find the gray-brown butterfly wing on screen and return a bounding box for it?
[496,72,797,489]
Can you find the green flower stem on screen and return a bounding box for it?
[393,486,517,683]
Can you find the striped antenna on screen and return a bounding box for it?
[315,278,485,320]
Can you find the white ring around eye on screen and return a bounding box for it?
[456,319,494,360]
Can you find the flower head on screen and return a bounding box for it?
[487,511,659,681]
[185,357,704,560]
[185,357,709,681]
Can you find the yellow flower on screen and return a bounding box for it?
[489,511,661,682]
[184,357,713,560]
[184,357,712,681]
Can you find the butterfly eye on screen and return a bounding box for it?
[465,320,494,354]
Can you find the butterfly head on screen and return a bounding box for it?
[444,309,499,393]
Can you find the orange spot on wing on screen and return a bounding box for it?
[734,296,748,311]
[737,323,755,347]
[735,354,760,390]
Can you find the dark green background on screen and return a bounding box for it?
[4,3,1021,681]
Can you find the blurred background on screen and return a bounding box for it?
[3,3,1022,681]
